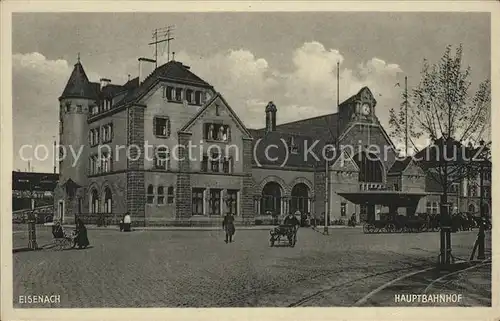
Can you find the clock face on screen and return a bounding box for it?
[362,103,371,115]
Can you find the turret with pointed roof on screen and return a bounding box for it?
[59,60,98,101]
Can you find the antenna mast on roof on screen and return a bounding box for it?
[149,25,175,69]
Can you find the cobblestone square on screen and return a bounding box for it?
[13,226,491,308]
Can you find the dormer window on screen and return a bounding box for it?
[195,91,202,105]
[165,86,174,101]
[65,102,71,113]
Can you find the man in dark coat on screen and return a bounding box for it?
[284,213,300,227]
[222,213,235,243]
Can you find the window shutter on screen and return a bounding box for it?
[153,117,157,136]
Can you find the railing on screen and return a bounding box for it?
[12,205,54,224]
[359,183,385,191]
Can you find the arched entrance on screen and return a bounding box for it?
[353,152,384,222]
[90,188,99,214]
[261,182,282,215]
[103,187,112,213]
[290,183,310,214]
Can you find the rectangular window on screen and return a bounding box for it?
[154,117,170,137]
[186,89,193,103]
[167,186,174,204]
[192,188,205,215]
[166,86,174,100]
[211,153,220,172]
[195,91,202,105]
[175,88,183,101]
[432,202,439,215]
[227,189,238,216]
[340,202,347,217]
[209,189,221,216]
[147,185,155,204]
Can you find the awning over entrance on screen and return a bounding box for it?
[336,191,426,207]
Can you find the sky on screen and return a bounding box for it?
[11,12,490,173]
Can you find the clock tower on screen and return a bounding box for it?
[338,86,377,126]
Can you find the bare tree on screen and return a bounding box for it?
[389,44,491,264]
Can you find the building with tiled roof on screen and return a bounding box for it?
[53,55,491,226]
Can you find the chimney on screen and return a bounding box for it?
[100,78,111,90]
[265,101,277,132]
[138,58,156,84]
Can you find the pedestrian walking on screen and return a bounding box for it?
[123,213,131,232]
[222,213,235,243]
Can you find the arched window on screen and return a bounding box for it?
[90,189,99,213]
[261,182,282,215]
[155,147,169,170]
[468,203,476,214]
[103,187,112,213]
[157,186,165,205]
[147,184,155,204]
[290,183,310,214]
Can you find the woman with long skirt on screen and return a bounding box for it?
[74,218,90,249]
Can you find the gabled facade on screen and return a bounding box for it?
[54,58,491,226]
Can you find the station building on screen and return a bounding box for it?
[54,57,491,226]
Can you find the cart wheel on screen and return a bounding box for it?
[363,223,370,234]
[386,223,395,233]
